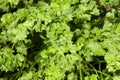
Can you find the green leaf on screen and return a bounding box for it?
[8,0,19,5]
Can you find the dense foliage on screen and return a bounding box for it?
[0,0,120,80]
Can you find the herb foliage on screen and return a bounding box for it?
[0,0,120,80]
